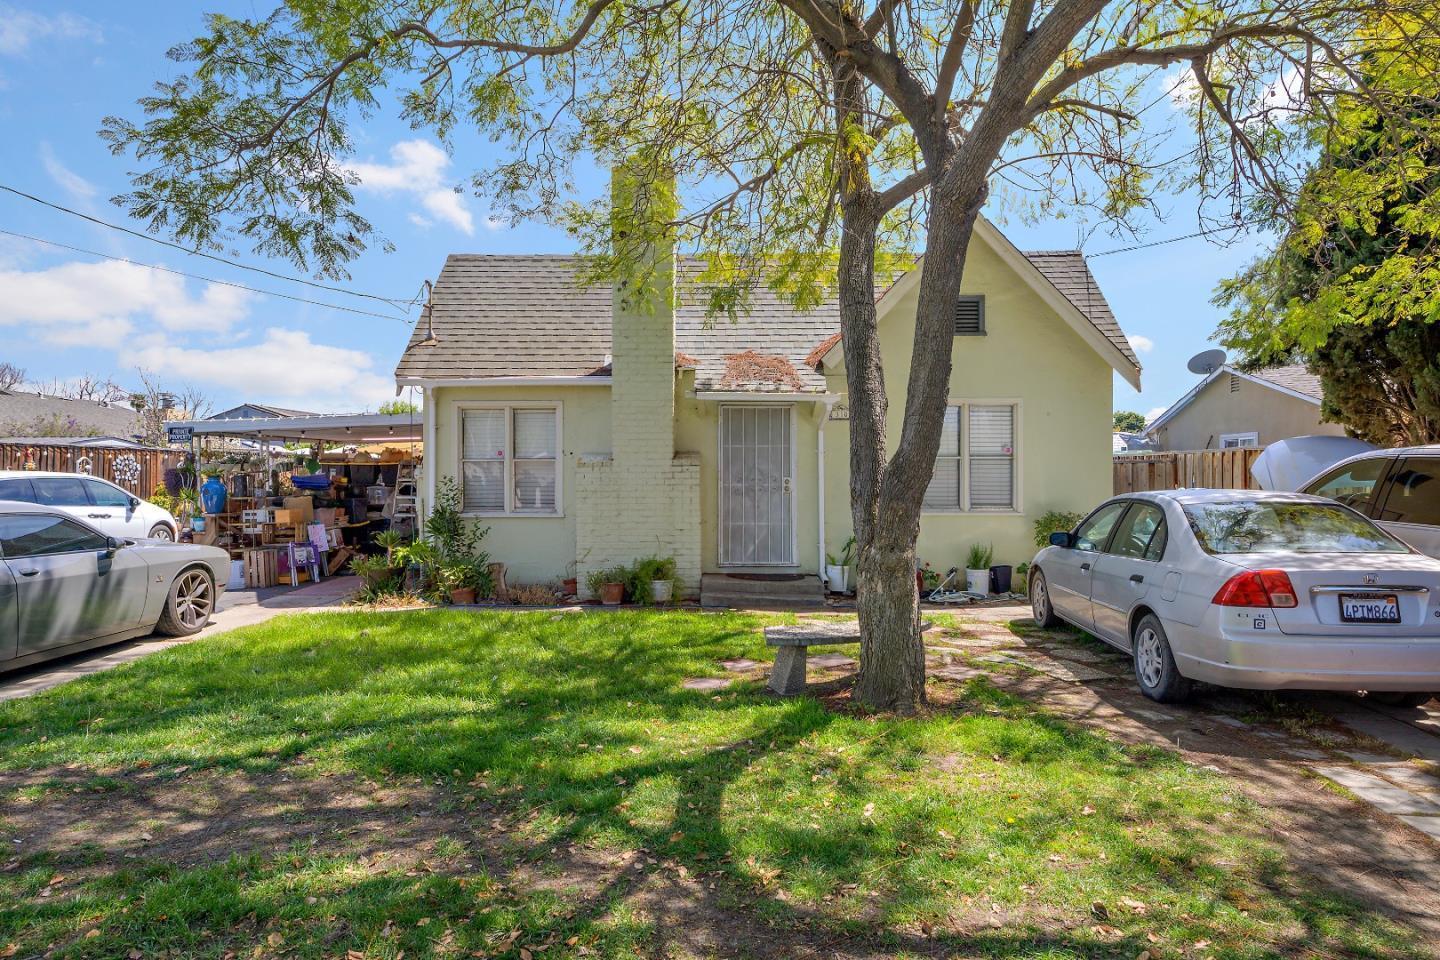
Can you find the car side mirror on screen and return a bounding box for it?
[1049,531,1075,549]
[105,536,123,555]
[129,496,141,509]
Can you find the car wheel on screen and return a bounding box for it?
[1369,692,1435,708]
[148,522,175,541]
[156,566,215,637]
[1133,613,1192,704]
[1031,569,1061,628]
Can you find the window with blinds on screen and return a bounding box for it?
[922,402,1017,512]
[954,295,985,335]
[460,406,560,514]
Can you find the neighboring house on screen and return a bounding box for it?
[1144,364,1345,451]
[395,216,1140,595]
[0,390,142,440]
[0,435,154,449]
[1112,431,1158,454]
[207,402,320,420]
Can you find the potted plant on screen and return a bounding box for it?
[443,561,477,605]
[630,556,678,604]
[586,565,628,605]
[965,543,994,594]
[825,536,856,594]
[562,560,579,597]
[352,554,397,592]
[372,528,410,581]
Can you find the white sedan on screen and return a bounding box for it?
[1029,489,1440,705]
[0,470,179,540]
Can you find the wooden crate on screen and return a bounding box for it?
[242,548,279,589]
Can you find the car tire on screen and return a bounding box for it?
[155,566,215,637]
[1132,613,1192,704]
[1369,692,1435,708]
[1031,569,1062,628]
[148,522,175,541]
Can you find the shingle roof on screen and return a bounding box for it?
[395,250,1135,390]
[0,391,142,439]
[1250,363,1322,400]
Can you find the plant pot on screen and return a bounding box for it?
[360,565,401,590]
[825,564,848,593]
[651,579,673,604]
[965,569,990,595]
[449,586,476,605]
[562,577,578,596]
[599,581,624,605]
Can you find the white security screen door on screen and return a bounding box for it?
[719,406,795,565]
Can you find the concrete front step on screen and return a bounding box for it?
[700,573,826,608]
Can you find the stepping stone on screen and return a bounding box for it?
[1288,748,1329,761]
[1313,765,1440,816]
[1372,765,1440,794]
[720,659,763,672]
[1397,815,1440,841]
[1024,658,1116,683]
[683,677,732,691]
[1342,751,1397,764]
[930,665,982,682]
[1213,716,1251,729]
[1047,647,1109,663]
[809,653,856,670]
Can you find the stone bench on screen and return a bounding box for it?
[764,623,862,695]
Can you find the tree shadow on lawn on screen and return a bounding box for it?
[0,609,1430,958]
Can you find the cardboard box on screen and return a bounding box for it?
[273,508,300,525]
[313,507,341,528]
[282,496,314,524]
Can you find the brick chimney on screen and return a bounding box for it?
[608,159,677,465]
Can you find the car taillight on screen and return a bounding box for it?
[1212,569,1298,608]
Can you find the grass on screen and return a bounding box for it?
[0,609,1427,959]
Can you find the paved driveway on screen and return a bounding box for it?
[0,576,356,702]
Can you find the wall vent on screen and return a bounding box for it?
[954,295,986,336]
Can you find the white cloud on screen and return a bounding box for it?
[1127,334,1154,354]
[0,259,251,347]
[121,328,396,413]
[1161,66,1202,112]
[350,140,474,235]
[0,6,102,56]
[39,143,97,201]
[1145,406,1168,424]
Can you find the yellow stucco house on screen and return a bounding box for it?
[394,217,1141,601]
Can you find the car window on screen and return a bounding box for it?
[0,477,35,502]
[0,514,109,558]
[83,479,131,508]
[30,477,90,507]
[1109,503,1167,560]
[1183,500,1407,554]
[1304,457,1388,511]
[1375,458,1440,527]
[1074,502,1128,552]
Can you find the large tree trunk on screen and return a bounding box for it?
[850,178,989,714]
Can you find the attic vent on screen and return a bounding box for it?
[1229,374,1241,393]
[954,295,986,336]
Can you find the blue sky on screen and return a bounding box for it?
[0,1,1271,418]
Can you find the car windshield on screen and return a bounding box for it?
[1183,500,1408,555]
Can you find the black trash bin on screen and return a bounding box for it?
[989,565,1013,594]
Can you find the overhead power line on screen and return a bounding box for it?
[0,228,413,322]
[0,182,416,309]
[1087,219,1270,258]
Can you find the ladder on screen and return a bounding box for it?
[390,463,418,528]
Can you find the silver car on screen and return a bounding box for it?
[1301,445,1440,560]
[1029,489,1440,705]
[1,500,228,672]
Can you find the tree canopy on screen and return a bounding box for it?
[1113,410,1148,432]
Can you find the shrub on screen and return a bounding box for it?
[965,542,994,570]
[628,556,679,604]
[1033,510,1085,548]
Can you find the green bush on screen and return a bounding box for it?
[1033,510,1085,548]
[965,542,993,570]
[628,556,680,604]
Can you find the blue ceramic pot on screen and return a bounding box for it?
[200,475,227,515]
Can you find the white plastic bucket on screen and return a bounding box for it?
[228,559,246,591]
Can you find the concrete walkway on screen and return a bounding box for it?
[0,576,357,702]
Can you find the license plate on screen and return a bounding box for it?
[1339,593,1401,624]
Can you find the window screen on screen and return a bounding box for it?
[460,407,560,514]
[922,406,962,510]
[512,409,558,512]
[968,405,1015,510]
[461,409,506,512]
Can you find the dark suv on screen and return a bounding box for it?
[1302,447,1440,559]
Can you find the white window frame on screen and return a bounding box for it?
[457,401,564,517]
[922,399,1023,515]
[1219,431,1259,449]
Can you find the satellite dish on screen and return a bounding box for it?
[1187,348,1227,375]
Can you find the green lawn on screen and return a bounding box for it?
[0,609,1426,959]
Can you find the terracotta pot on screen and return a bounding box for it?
[599,581,624,605]
[562,577,578,595]
[450,586,477,605]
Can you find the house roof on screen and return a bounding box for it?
[1145,363,1323,436]
[208,402,321,420]
[0,390,142,439]
[0,435,159,449]
[395,235,1138,393]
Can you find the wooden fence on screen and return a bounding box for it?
[1113,448,1264,494]
[0,443,182,497]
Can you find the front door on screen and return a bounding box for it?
[719,406,795,566]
